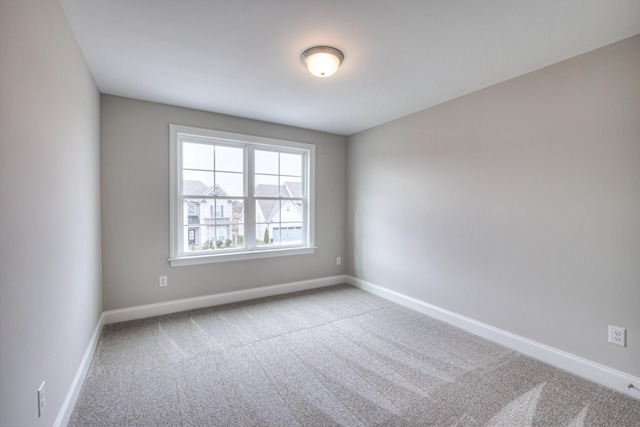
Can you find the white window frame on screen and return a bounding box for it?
[169,124,315,267]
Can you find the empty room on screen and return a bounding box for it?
[1,0,639,426]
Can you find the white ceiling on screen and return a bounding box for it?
[60,0,640,136]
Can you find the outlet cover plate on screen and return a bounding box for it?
[608,325,626,347]
[38,381,46,417]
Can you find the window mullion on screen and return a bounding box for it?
[302,151,309,246]
[244,147,256,249]
[178,195,186,254]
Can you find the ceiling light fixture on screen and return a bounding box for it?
[301,46,344,78]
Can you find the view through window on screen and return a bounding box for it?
[169,125,315,265]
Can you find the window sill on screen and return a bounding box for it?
[169,246,316,267]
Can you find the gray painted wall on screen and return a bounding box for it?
[101,95,347,311]
[347,35,640,377]
[0,1,102,425]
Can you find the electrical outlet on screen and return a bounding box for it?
[336,257,342,266]
[608,325,626,347]
[37,382,46,417]
[159,276,168,287]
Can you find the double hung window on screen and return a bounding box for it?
[169,125,315,266]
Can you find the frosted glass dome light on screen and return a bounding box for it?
[301,46,344,78]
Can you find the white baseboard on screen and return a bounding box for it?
[103,275,349,324]
[54,312,105,427]
[346,275,640,400]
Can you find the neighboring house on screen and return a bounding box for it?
[253,181,303,245]
[183,180,303,249]
[183,180,242,250]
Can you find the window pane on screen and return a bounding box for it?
[213,199,228,220]
[184,201,201,225]
[276,223,303,245]
[280,199,303,221]
[226,199,244,225]
[207,224,236,250]
[183,171,213,191]
[255,174,279,196]
[215,172,243,196]
[254,199,303,248]
[184,226,203,251]
[280,153,302,177]
[216,199,244,250]
[184,198,244,252]
[270,225,281,245]
[256,199,279,224]
[280,177,302,198]
[183,142,213,170]
[234,223,245,248]
[215,145,243,173]
[255,150,278,174]
[255,222,277,247]
[214,200,224,218]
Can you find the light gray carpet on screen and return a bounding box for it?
[70,284,640,426]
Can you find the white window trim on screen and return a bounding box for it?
[169,124,316,267]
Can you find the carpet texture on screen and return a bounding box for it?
[69,285,640,426]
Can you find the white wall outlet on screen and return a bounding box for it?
[159,276,168,287]
[608,325,626,347]
[336,256,342,266]
[37,381,46,417]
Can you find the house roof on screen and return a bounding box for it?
[283,181,301,198]
[183,181,243,216]
[183,180,208,196]
[204,184,228,197]
[184,180,299,222]
[255,182,301,222]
